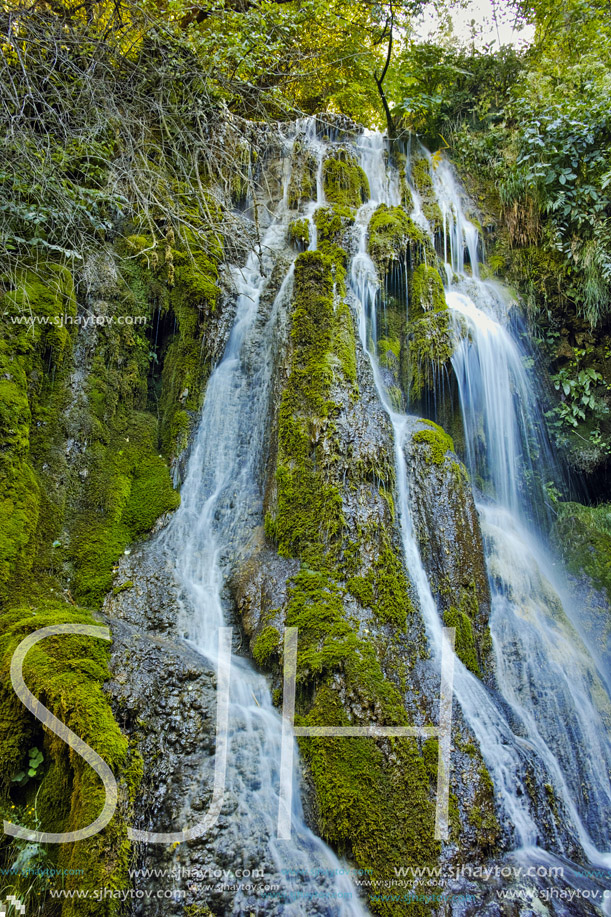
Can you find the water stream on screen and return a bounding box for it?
[345,128,611,886]
[159,129,368,916]
[435,164,611,867]
[153,117,610,914]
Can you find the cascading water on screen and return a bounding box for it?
[350,133,547,852]
[434,169,611,865]
[146,114,610,915]
[345,127,611,901]
[157,129,368,916]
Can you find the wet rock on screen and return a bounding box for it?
[404,416,492,677]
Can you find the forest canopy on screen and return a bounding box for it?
[1,0,611,324]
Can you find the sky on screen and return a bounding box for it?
[414,0,535,49]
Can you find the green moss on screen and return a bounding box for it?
[287,142,318,209]
[555,501,611,601]
[411,157,443,229]
[379,486,395,520]
[443,607,480,675]
[0,266,78,605]
[259,221,437,910]
[371,543,413,627]
[377,335,400,370]
[252,625,280,666]
[0,211,220,912]
[335,301,357,385]
[406,268,453,401]
[135,226,223,457]
[274,250,353,564]
[288,218,310,250]
[368,204,426,269]
[298,684,440,914]
[346,575,374,607]
[396,154,415,212]
[410,263,446,317]
[169,408,191,455]
[322,150,369,210]
[69,413,180,607]
[314,206,350,244]
[412,420,454,465]
[468,764,501,851]
[0,601,141,913]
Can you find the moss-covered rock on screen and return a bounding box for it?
[68,413,180,607]
[287,141,318,209]
[314,205,352,245]
[411,157,443,229]
[0,222,222,908]
[322,149,369,211]
[252,624,281,666]
[235,236,441,914]
[0,600,141,915]
[273,249,350,564]
[368,203,428,271]
[406,419,492,677]
[405,265,453,402]
[555,501,611,601]
[412,419,455,466]
[288,218,310,251]
[410,263,446,317]
[0,266,77,605]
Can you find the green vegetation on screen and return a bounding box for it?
[4,0,611,910]
[288,219,310,250]
[322,150,370,211]
[410,158,443,229]
[389,1,611,468]
[257,198,441,913]
[412,420,454,465]
[368,204,427,268]
[443,607,480,675]
[0,601,142,916]
[406,268,453,402]
[0,82,222,905]
[274,249,349,564]
[252,625,281,666]
[555,501,611,601]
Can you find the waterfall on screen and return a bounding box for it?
[433,163,611,864]
[349,133,545,852]
[345,130,611,884]
[147,115,610,913]
[158,128,368,916]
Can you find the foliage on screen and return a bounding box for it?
[502,90,611,325]
[544,346,611,460]
[11,747,44,787]
[389,42,525,144]
[555,500,611,602]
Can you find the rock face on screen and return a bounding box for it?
[89,120,509,917]
[1,114,534,916]
[404,418,492,678]
[104,545,221,917]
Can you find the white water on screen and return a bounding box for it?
[435,166,611,866]
[152,116,610,913]
[159,129,368,916]
[346,131,611,878]
[350,133,543,851]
